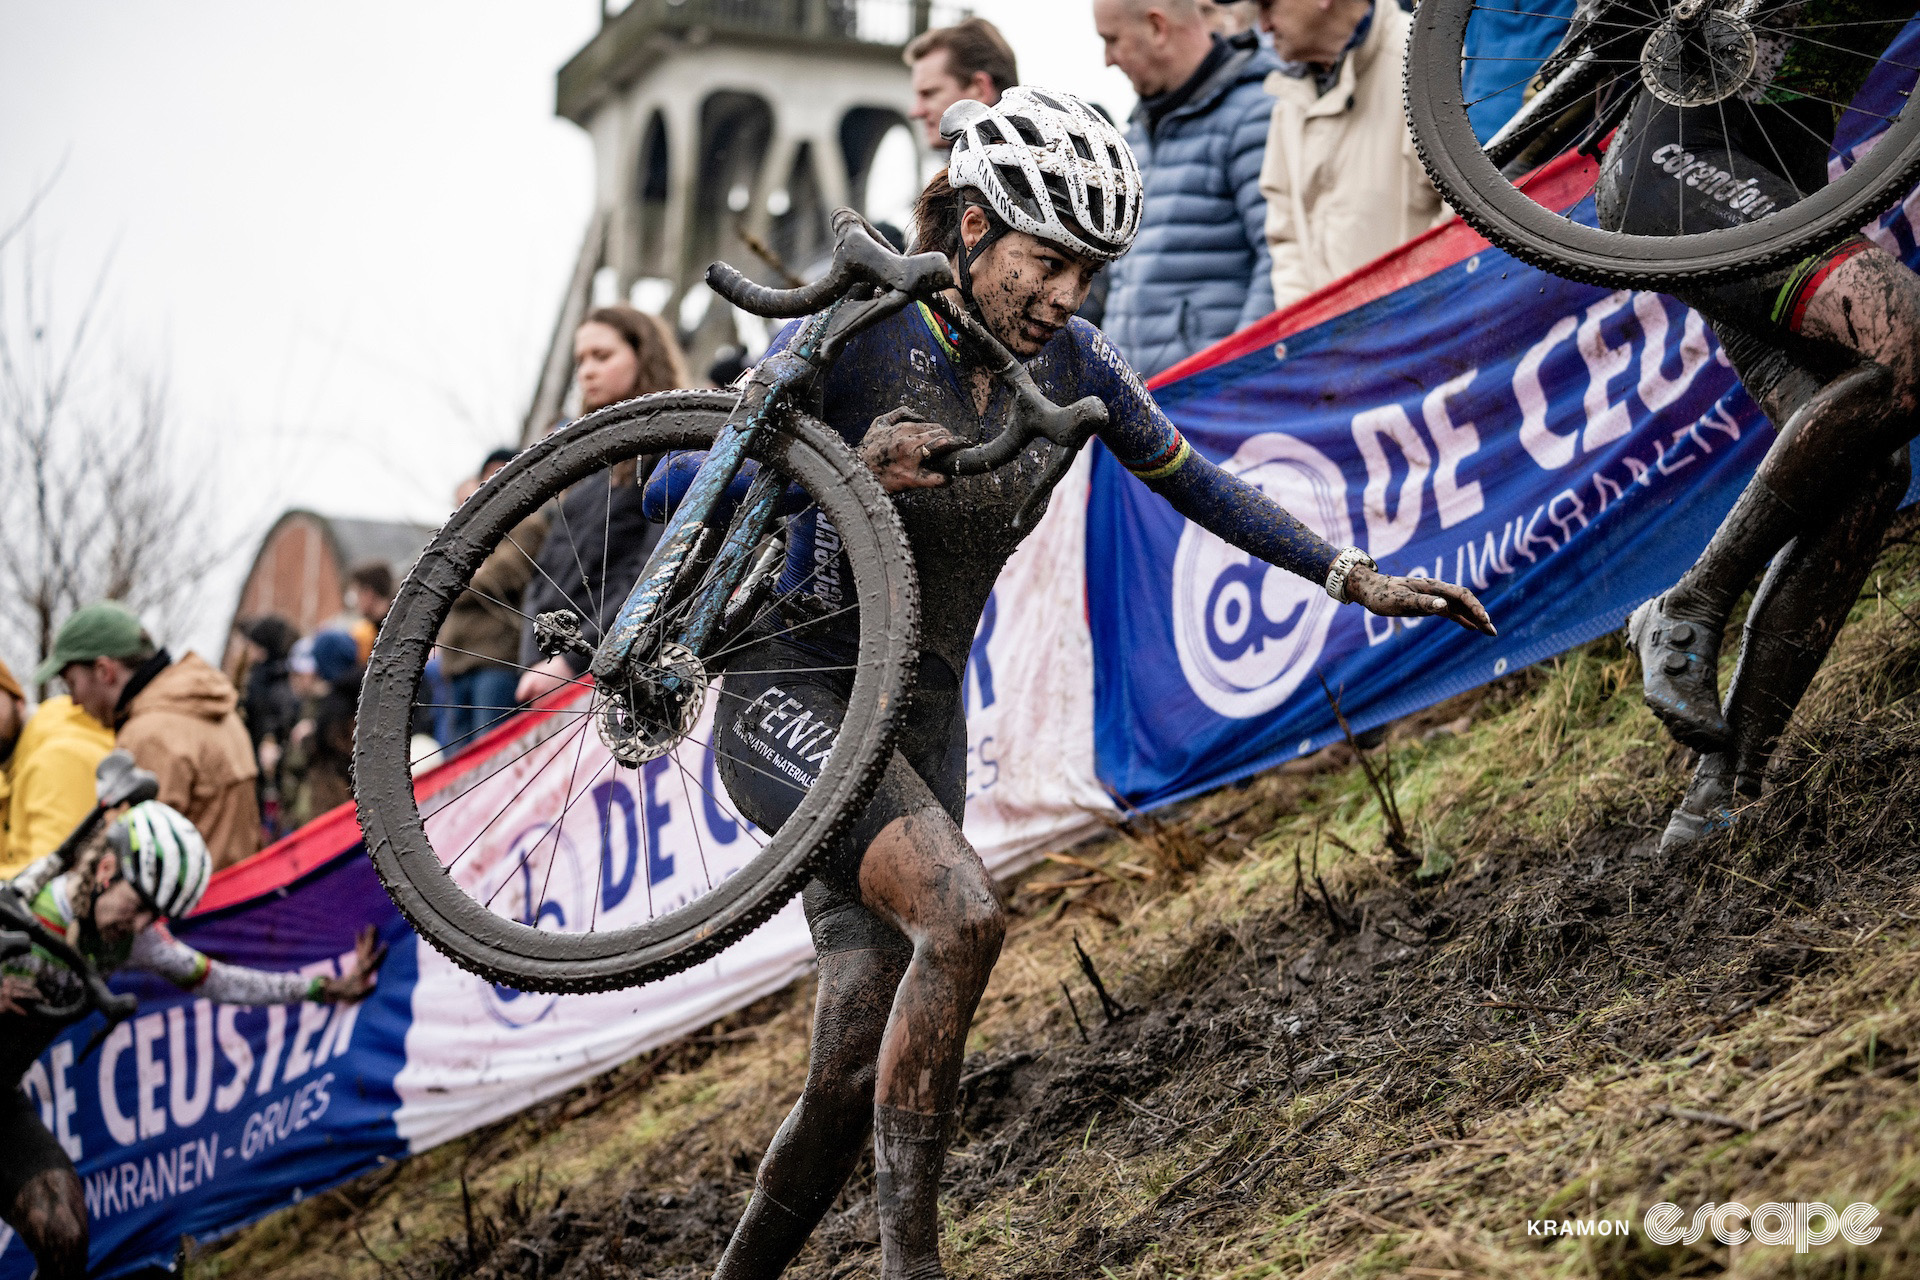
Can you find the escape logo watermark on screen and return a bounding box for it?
[1644,1201,1881,1252]
[1523,1202,1882,1251]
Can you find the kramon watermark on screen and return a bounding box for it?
[1526,1202,1882,1252]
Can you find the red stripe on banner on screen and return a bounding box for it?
[194,800,364,914]
[193,682,596,915]
[1146,149,1601,391]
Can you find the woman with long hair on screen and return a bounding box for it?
[512,305,691,708]
[681,89,1493,1279]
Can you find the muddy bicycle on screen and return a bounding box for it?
[1405,0,1920,288]
[353,210,1110,994]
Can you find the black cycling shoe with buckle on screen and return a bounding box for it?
[1627,593,1731,751]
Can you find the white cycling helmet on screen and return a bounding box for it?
[110,801,213,919]
[941,87,1144,265]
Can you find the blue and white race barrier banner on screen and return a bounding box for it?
[0,565,1096,1276]
[1091,161,1764,804]
[9,35,1919,1273]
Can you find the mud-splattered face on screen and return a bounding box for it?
[957,206,1101,358]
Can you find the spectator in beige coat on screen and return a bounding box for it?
[1250,0,1446,310]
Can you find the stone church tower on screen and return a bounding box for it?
[524,0,961,439]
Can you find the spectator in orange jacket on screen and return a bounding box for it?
[41,601,262,870]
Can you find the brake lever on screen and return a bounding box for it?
[706,208,954,320]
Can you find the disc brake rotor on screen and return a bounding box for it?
[596,641,710,767]
[1640,6,1759,109]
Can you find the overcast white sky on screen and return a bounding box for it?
[0,1,1135,663]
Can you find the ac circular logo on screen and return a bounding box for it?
[478,821,587,1029]
[1171,432,1353,719]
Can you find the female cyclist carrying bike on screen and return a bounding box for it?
[678,88,1496,1280]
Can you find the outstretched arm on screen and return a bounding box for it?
[1082,325,1495,635]
[129,923,386,1005]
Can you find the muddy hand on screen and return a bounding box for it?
[320,924,389,1003]
[859,407,957,493]
[0,975,42,1016]
[1347,566,1498,637]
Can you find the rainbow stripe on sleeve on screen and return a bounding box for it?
[1124,432,1193,481]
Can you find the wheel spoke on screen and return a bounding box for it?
[675,755,715,892]
[442,712,596,871]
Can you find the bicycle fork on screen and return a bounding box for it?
[588,349,817,687]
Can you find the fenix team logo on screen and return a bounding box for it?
[1172,432,1353,718]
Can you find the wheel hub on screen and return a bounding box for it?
[596,641,709,766]
[1640,7,1758,108]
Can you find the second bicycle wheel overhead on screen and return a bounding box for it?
[1405,1,1920,289]
[354,391,918,994]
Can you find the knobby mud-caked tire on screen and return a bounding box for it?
[353,390,919,993]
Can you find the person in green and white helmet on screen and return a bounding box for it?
[1,801,385,1280]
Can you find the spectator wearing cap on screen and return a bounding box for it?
[905,17,1018,152]
[438,449,547,754]
[1095,0,1282,379]
[2,623,119,877]
[1250,0,1445,309]
[42,601,262,869]
[282,631,362,830]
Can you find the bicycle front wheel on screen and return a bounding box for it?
[1406,1,1920,289]
[354,391,919,993]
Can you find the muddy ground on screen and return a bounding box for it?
[336,673,1917,1277]
[196,535,1920,1280]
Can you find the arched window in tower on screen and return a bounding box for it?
[634,110,671,281]
[840,106,914,237]
[771,142,832,280]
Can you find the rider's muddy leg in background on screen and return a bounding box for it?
[2,1087,89,1280]
[1663,443,1910,848]
[713,922,908,1280]
[1654,333,1918,847]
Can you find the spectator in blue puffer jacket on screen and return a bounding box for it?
[1095,0,1280,379]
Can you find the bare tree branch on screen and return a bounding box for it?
[0,191,222,693]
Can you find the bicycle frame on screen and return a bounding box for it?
[584,209,1110,690]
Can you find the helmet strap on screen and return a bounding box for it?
[955,197,1010,318]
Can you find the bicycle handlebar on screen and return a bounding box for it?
[703,207,1108,496]
[0,885,140,1059]
[707,209,955,319]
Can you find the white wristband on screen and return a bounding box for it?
[1323,547,1375,603]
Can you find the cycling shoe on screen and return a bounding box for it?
[1627,594,1731,752]
[1658,762,1740,854]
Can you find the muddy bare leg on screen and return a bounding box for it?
[1729,447,1910,791]
[1667,248,1920,628]
[713,945,909,1280]
[858,808,1006,1280]
[6,1167,88,1280]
